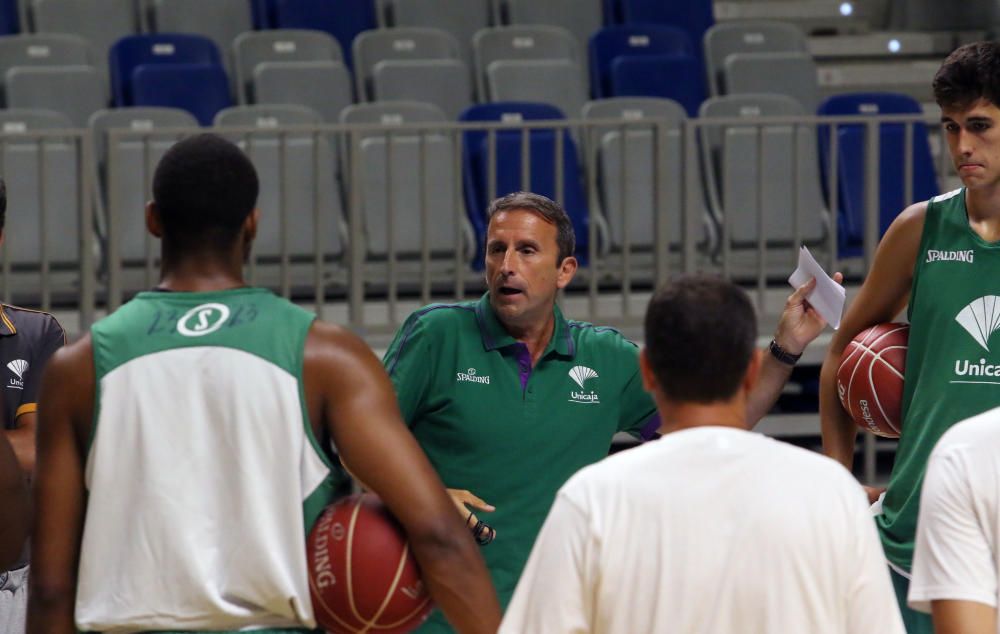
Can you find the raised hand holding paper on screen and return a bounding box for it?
[788,246,846,329]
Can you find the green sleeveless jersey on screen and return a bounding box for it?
[878,188,1000,573]
[80,287,341,633]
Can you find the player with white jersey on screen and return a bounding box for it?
[501,275,905,634]
[910,406,1000,633]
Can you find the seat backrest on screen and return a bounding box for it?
[609,53,704,116]
[620,0,714,58]
[504,0,602,55]
[0,108,80,267]
[29,0,139,61]
[486,59,585,120]
[817,91,938,253]
[460,101,588,262]
[213,103,343,261]
[6,65,106,127]
[270,0,376,68]
[372,58,471,120]
[353,27,460,101]
[386,0,490,63]
[131,63,232,126]
[582,96,687,251]
[341,101,460,257]
[110,33,222,106]
[148,0,253,71]
[0,0,17,34]
[723,51,820,113]
[699,93,827,248]
[473,25,579,99]
[703,21,807,95]
[887,0,997,30]
[233,30,342,104]
[0,33,93,103]
[252,60,354,123]
[589,24,693,98]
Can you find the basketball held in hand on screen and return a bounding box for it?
[837,323,909,438]
[307,493,433,634]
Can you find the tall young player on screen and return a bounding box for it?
[26,134,500,633]
[819,41,1000,633]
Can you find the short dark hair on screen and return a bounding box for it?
[0,178,6,233]
[644,275,757,403]
[152,134,259,250]
[933,41,1000,110]
[486,191,575,264]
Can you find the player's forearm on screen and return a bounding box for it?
[409,526,501,634]
[4,426,35,475]
[746,352,795,427]
[932,600,997,634]
[819,354,858,468]
[26,583,77,634]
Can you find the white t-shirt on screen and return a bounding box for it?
[909,405,1000,623]
[500,426,904,634]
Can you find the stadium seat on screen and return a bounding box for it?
[0,34,93,103]
[887,0,997,31]
[251,0,271,28]
[372,58,471,120]
[110,33,223,107]
[486,59,586,122]
[252,60,353,123]
[502,0,601,57]
[703,21,808,96]
[131,64,232,126]
[340,101,464,259]
[619,0,714,61]
[29,0,139,61]
[214,104,344,267]
[147,0,253,72]
[609,54,705,116]
[384,0,490,63]
[460,102,589,264]
[233,30,342,104]
[0,0,17,34]
[589,25,694,98]
[353,27,460,102]
[723,51,821,113]
[6,64,106,127]
[817,92,938,256]
[269,0,377,68]
[473,25,580,102]
[699,94,828,262]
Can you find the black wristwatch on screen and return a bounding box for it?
[769,339,802,366]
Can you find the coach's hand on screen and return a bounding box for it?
[448,488,496,545]
[774,273,845,355]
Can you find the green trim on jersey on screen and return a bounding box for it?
[879,188,1000,572]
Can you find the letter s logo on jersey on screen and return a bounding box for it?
[177,303,231,337]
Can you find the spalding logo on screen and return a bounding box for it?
[400,581,424,600]
[312,513,337,589]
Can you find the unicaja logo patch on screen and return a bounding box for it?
[568,365,600,404]
[955,296,1000,352]
[177,303,230,337]
[456,368,490,384]
[6,359,26,390]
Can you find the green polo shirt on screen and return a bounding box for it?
[384,293,655,631]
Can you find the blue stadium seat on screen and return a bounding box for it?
[460,102,589,265]
[817,92,938,256]
[0,0,18,34]
[619,0,713,60]
[132,64,233,126]
[251,0,272,28]
[269,0,377,67]
[110,34,222,106]
[610,54,704,116]
[603,0,622,24]
[589,25,693,98]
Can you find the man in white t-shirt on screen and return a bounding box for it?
[500,275,905,634]
[909,406,1000,633]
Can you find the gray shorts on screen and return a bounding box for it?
[0,564,28,634]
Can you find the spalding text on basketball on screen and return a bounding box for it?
[312,512,337,589]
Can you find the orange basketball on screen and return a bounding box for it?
[837,322,908,438]
[307,493,433,634]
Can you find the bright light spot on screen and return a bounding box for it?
[840,2,854,16]
[888,39,901,53]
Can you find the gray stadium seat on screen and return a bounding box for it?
[148,0,252,72]
[372,58,471,119]
[486,59,586,120]
[252,60,354,123]
[29,0,139,61]
[6,65,106,127]
[0,33,93,89]
[723,51,821,113]
[473,25,579,101]
[384,0,491,63]
[213,104,344,267]
[340,101,465,260]
[233,30,342,104]
[502,0,602,58]
[89,107,199,265]
[352,27,460,101]
[703,21,808,96]
[887,0,997,31]
[698,94,828,265]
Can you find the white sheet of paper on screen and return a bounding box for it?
[788,246,846,329]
